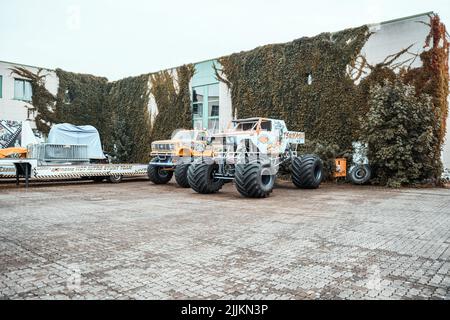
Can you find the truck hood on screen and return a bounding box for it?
[152,139,184,145]
[212,131,256,139]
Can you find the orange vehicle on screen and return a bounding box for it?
[0,147,27,159]
[148,129,212,188]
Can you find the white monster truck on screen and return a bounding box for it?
[187,117,323,198]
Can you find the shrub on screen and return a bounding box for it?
[361,80,440,187]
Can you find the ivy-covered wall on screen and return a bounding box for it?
[12,65,194,163]
[218,15,449,185]
[218,26,371,152]
[107,75,152,163]
[150,64,195,141]
[10,14,448,184]
[55,69,111,140]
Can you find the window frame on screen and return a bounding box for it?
[14,78,33,102]
[191,83,220,131]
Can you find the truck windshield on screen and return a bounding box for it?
[173,131,195,141]
[233,121,258,131]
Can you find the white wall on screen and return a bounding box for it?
[218,77,232,130]
[362,14,430,70]
[0,61,59,130]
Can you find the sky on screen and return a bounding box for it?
[1,0,449,80]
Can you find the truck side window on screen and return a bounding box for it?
[260,121,271,131]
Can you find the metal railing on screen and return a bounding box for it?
[28,144,89,162]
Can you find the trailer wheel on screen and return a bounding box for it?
[174,164,191,188]
[108,174,123,183]
[348,164,371,185]
[235,163,275,198]
[188,163,224,194]
[148,158,173,184]
[292,155,323,189]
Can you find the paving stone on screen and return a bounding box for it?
[0,180,449,299]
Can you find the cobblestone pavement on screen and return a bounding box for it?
[0,179,449,300]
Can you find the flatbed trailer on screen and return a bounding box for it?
[0,158,148,187]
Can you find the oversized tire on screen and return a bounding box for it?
[292,155,323,189]
[148,158,173,184]
[108,174,123,183]
[188,163,224,194]
[348,164,371,185]
[174,164,191,188]
[235,163,275,198]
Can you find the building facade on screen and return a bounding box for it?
[0,61,58,128]
[0,12,449,172]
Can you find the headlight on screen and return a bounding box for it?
[169,144,175,150]
[194,143,205,152]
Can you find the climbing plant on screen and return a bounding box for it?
[218,14,449,186]
[108,74,152,163]
[55,69,111,144]
[150,64,195,141]
[401,14,449,180]
[218,26,371,153]
[9,67,57,133]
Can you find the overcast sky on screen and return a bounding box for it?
[1,0,449,80]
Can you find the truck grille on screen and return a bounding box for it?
[154,144,172,151]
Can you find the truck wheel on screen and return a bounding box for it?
[292,155,323,189]
[174,164,191,188]
[188,163,224,194]
[148,158,173,184]
[108,174,123,183]
[348,164,371,185]
[235,163,275,198]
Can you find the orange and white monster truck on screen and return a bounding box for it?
[187,118,323,198]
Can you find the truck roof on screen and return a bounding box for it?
[233,117,274,122]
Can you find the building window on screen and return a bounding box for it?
[0,75,3,98]
[192,87,204,130]
[14,79,33,102]
[192,83,220,131]
[207,84,219,132]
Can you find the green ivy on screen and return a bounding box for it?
[219,26,371,153]
[108,74,152,163]
[150,64,195,141]
[55,69,111,142]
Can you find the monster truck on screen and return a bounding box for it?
[148,129,211,187]
[187,118,323,198]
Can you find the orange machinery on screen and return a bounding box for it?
[0,147,27,159]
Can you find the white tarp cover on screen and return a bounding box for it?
[47,123,105,159]
[21,121,39,147]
